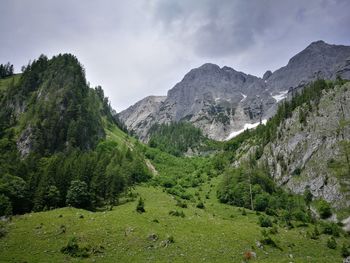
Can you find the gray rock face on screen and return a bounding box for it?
[119,41,350,141]
[118,96,166,140]
[260,83,350,208]
[263,70,272,80]
[266,40,350,95]
[120,64,275,141]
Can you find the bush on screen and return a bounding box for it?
[293,209,309,223]
[309,226,320,240]
[318,200,332,219]
[327,237,337,249]
[254,193,270,211]
[341,243,350,258]
[265,208,277,216]
[196,202,205,209]
[175,199,188,208]
[0,222,8,238]
[321,222,340,237]
[169,210,185,218]
[0,194,12,216]
[258,216,273,228]
[60,237,90,258]
[136,197,145,213]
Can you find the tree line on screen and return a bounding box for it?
[0,63,14,79]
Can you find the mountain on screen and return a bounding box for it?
[261,81,350,209]
[266,40,350,94]
[231,79,350,210]
[0,54,151,214]
[1,53,350,263]
[119,41,350,141]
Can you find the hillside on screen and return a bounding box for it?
[0,54,151,215]
[225,80,350,212]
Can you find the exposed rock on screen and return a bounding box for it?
[119,41,350,142]
[16,125,34,157]
[263,70,272,80]
[266,40,350,95]
[260,83,350,208]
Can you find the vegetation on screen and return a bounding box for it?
[0,53,348,262]
[0,185,347,262]
[0,54,151,216]
[148,122,207,156]
[0,62,14,79]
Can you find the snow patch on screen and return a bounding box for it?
[272,90,288,102]
[226,119,267,140]
[240,93,247,102]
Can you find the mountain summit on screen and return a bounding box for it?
[119,41,350,141]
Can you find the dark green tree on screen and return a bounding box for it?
[66,180,91,209]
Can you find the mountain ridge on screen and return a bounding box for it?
[119,40,350,141]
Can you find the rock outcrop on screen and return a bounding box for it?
[119,41,350,142]
[260,82,350,208]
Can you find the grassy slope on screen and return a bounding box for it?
[0,74,20,92]
[0,177,345,263]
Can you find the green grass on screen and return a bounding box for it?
[0,74,20,93]
[104,120,137,149]
[0,177,346,262]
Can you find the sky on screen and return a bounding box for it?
[1,0,350,112]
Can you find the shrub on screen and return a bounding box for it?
[327,237,337,249]
[175,199,187,208]
[321,222,340,237]
[260,235,281,250]
[167,235,175,243]
[0,222,8,238]
[341,243,350,258]
[60,237,90,258]
[265,208,277,216]
[259,216,273,228]
[318,200,332,219]
[293,209,309,223]
[309,226,320,240]
[0,194,12,216]
[196,202,205,209]
[169,210,185,218]
[269,225,279,235]
[254,193,270,212]
[136,197,145,213]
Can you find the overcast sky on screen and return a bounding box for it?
[1,0,350,111]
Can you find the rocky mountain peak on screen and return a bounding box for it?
[119,40,350,142]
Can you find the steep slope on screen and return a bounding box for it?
[118,95,166,139]
[120,63,275,141]
[266,40,350,95]
[119,41,350,142]
[260,81,350,209]
[0,54,151,215]
[1,54,105,156]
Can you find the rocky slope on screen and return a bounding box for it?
[266,40,350,94]
[259,82,350,209]
[119,41,350,141]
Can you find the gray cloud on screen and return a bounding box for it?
[1,0,349,111]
